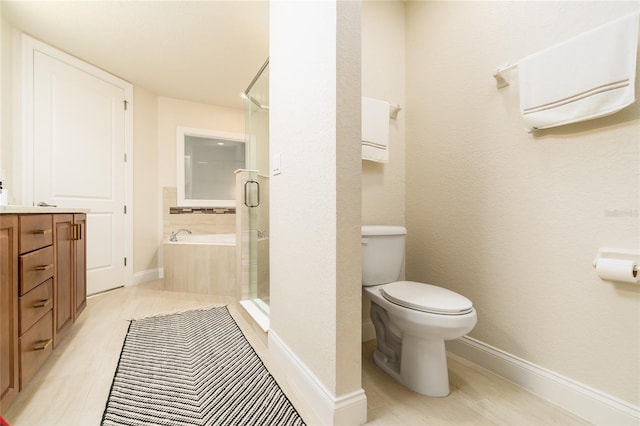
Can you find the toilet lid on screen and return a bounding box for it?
[381,281,474,315]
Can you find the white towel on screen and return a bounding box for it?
[518,11,639,132]
[362,97,390,163]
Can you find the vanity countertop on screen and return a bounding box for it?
[0,205,90,214]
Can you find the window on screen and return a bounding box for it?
[176,126,245,207]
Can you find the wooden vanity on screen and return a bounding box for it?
[1,208,87,414]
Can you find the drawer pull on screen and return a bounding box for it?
[34,339,53,351]
[75,223,83,241]
[34,264,53,271]
[71,223,82,240]
[33,299,52,309]
[32,229,52,235]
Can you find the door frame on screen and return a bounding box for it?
[21,34,134,288]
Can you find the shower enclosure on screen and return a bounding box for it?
[238,59,270,329]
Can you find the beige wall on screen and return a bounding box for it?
[270,0,363,410]
[0,14,10,200]
[361,0,407,333]
[132,86,159,274]
[361,0,406,227]
[335,0,364,398]
[405,1,639,405]
[0,16,19,205]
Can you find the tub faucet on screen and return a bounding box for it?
[169,228,192,242]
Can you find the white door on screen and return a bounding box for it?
[32,50,128,295]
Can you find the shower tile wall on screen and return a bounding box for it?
[162,187,236,241]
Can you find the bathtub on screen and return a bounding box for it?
[169,233,236,246]
[163,233,237,299]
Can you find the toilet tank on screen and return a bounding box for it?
[361,225,407,286]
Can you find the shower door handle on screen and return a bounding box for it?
[244,180,260,208]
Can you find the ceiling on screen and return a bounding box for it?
[2,1,270,110]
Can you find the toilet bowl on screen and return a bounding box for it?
[362,226,477,397]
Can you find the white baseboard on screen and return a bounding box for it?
[269,330,368,425]
[130,268,161,285]
[447,336,640,426]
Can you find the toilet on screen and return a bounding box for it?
[361,225,477,397]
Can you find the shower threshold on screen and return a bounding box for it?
[239,298,270,332]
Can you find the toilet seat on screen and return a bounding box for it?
[381,281,474,315]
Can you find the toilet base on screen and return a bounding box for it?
[370,300,452,397]
[373,335,450,397]
[401,334,450,397]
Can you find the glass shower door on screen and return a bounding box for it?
[239,59,269,327]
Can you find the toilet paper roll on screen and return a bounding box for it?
[595,258,639,283]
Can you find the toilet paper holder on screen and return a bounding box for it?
[593,248,639,278]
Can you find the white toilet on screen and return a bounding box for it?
[361,225,477,397]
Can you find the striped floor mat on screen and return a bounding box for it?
[102,307,305,426]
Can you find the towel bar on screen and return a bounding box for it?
[493,63,517,88]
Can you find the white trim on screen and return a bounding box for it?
[447,336,640,426]
[239,299,270,332]
[21,34,134,288]
[123,90,134,287]
[269,330,367,426]
[131,268,161,286]
[176,126,245,208]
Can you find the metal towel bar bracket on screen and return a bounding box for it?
[493,63,517,88]
[389,104,402,119]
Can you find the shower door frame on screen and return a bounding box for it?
[238,59,270,330]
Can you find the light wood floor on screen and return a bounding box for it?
[4,282,588,426]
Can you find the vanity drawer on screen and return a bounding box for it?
[19,215,53,254]
[19,309,53,390]
[19,278,53,335]
[19,246,54,296]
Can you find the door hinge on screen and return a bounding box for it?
[124,205,127,214]
[124,257,127,267]
[124,153,127,162]
[124,100,129,110]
